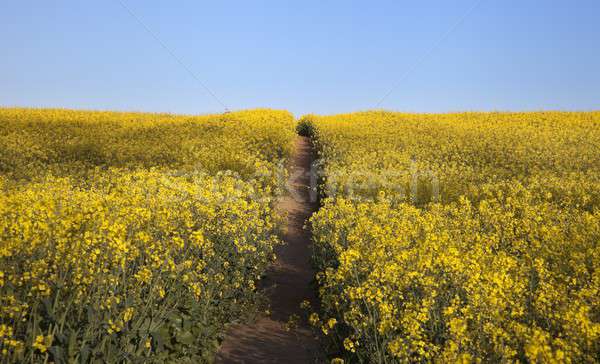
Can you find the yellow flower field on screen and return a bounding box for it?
[2,108,599,362]
[303,111,600,362]
[0,108,295,362]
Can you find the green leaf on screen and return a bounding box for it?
[150,326,171,351]
[67,330,78,360]
[79,345,90,364]
[176,330,195,346]
[48,346,64,363]
[182,316,192,331]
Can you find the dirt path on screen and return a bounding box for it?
[216,136,322,364]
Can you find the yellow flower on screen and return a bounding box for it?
[343,338,356,353]
[123,307,134,323]
[300,300,311,310]
[326,318,337,329]
[308,313,320,326]
[32,335,51,353]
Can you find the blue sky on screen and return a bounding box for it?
[1,1,599,116]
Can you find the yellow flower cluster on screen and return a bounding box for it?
[305,111,600,207]
[0,108,294,182]
[304,111,600,362]
[0,108,295,362]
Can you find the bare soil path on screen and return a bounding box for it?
[216,136,322,363]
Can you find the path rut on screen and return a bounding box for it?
[216,136,322,363]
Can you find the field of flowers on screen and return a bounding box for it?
[302,112,600,362]
[0,108,295,362]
